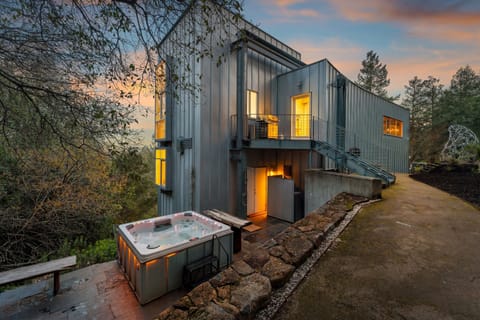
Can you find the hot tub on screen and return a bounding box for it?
[117,211,233,304]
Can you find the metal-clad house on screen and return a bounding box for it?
[155,2,409,220]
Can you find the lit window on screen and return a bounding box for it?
[247,90,258,118]
[155,61,166,140]
[383,116,403,137]
[155,149,167,186]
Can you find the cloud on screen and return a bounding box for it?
[258,0,324,22]
[327,0,480,45]
[289,37,480,97]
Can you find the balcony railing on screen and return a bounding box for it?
[230,114,395,172]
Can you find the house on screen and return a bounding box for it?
[154,2,409,220]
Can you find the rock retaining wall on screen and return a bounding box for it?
[155,193,369,320]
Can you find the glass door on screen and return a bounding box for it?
[292,94,310,138]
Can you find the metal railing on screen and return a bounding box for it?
[230,114,394,172]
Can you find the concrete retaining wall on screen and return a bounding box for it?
[305,170,382,215]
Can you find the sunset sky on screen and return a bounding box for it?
[243,0,480,96]
[135,0,480,144]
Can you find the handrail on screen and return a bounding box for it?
[212,234,231,270]
[230,114,394,172]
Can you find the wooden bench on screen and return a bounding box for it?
[203,209,251,253]
[0,255,77,295]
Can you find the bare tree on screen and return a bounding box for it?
[0,0,243,154]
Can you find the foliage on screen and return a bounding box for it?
[435,66,480,137]
[110,146,157,223]
[0,0,243,270]
[357,50,397,100]
[402,76,443,161]
[0,0,243,156]
[0,143,156,270]
[56,237,117,267]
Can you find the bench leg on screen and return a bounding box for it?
[53,271,60,295]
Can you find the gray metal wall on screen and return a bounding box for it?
[157,3,302,216]
[275,60,409,173]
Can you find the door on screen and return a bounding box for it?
[292,94,310,138]
[247,167,267,216]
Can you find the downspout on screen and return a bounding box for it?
[235,39,247,218]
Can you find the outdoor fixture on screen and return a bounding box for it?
[117,211,233,304]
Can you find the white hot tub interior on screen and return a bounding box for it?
[125,212,224,250]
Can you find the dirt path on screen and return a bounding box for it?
[276,174,480,320]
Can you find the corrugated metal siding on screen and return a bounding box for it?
[157,4,306,216]
[275,60,409,173]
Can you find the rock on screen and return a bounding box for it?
[173,295,194,310]
[275,228,314,266]
[303,229,325,247]
[261,256,295,288]
[188,281,217,307]
[231,260,254,276]
[243,247,270,270]
[155,307,188,320]
[230,273,272,316]
[190,302,236,320]
[216,285,231,300]
[209,267,240,287]
[214,299,240,317]
[269,245,285,258]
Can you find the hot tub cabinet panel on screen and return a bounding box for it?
[117,211,233,304]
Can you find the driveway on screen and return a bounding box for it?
[276,174,480,320]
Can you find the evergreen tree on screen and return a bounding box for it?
[437,66,480,137]
[357,50,392,99]
[403,76,444,162]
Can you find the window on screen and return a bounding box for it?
[155,61,166,140]
[247,90,258,118]
[155,149,167,187]
[383,116,403,137]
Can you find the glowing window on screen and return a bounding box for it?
[247,90,258,118]
[383,116,403,137]
[155,61,166,140]
[155,149,167,186]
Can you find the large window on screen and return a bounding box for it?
[247,90,258,118]
[383,116,403,137]
[155,61,166,140]
[155,149,167,187]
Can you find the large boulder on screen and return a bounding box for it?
[242,247,270,271]
[209,267,240,288]
[274,227,314,266]
[189,302,237,320]
[231,260,254,276]
[188,281,217,307]
[155,307,188,320]
[230,273,272,316]
[261,256,295,288]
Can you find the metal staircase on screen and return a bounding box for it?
[312,140,396,186]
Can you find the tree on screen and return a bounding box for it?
[403,76,443,161]
[357,50,397,100]
[0,0,243,156]
[436,66,480,137]
[0,0,244,268]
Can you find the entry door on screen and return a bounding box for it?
[292,94,310,138]
[247,167,267,216]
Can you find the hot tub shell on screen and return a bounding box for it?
[117,211,233,304]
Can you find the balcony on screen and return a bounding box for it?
[231,114,328,150]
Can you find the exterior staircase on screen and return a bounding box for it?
[312,140,396,186]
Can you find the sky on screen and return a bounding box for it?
[133,0,480,145]
[243,0,480,96]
